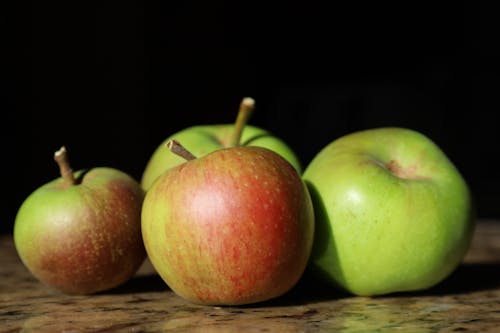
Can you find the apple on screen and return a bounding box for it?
[303,127,474,296]
[14,146,146,294]
[140,97,302,190]
[141,140,315,305]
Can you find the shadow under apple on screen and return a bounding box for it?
[99,258,169,295]
[395,261,500,297]
[100,273,168,295]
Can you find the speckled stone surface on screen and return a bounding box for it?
[1,221,499,332]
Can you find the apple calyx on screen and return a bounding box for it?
[166,139,197,161]
[53,146,76,187]
[385,159,427,180]
[229,97,256,147]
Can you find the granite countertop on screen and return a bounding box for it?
[1,220,499,332]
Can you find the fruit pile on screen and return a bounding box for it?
[14,97,474,305]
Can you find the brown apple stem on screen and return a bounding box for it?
[229,97,255,147]
[166,140,197,161]
[54,146,76,187]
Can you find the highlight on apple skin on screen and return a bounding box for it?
[303,127,475,296]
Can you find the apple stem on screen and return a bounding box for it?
[229,97,255,147]
[166,140,197,161]
[54,146,76,187]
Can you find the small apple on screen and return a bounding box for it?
[141,140,314,305]
[140,97,302,190]
[303,127,474,296]
[14,146,146,294]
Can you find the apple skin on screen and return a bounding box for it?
[140,124,302,190]
[14,167,146,294]
[303,127,474,296]
[141,146,314,305]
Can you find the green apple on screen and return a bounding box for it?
[140,97,302,190]
[141,141,314,305]
[14,147,146,294]
[303,127,474,296]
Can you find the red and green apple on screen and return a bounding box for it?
[14,147,146,294]
[141,141,314,305]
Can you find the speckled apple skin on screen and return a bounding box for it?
[142,147,314,306]
[14,168,146,295]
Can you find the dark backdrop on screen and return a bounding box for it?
[3,1,499,234]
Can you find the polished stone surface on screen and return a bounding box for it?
[1,221,499,332]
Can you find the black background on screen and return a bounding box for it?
[3,1,499,234]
